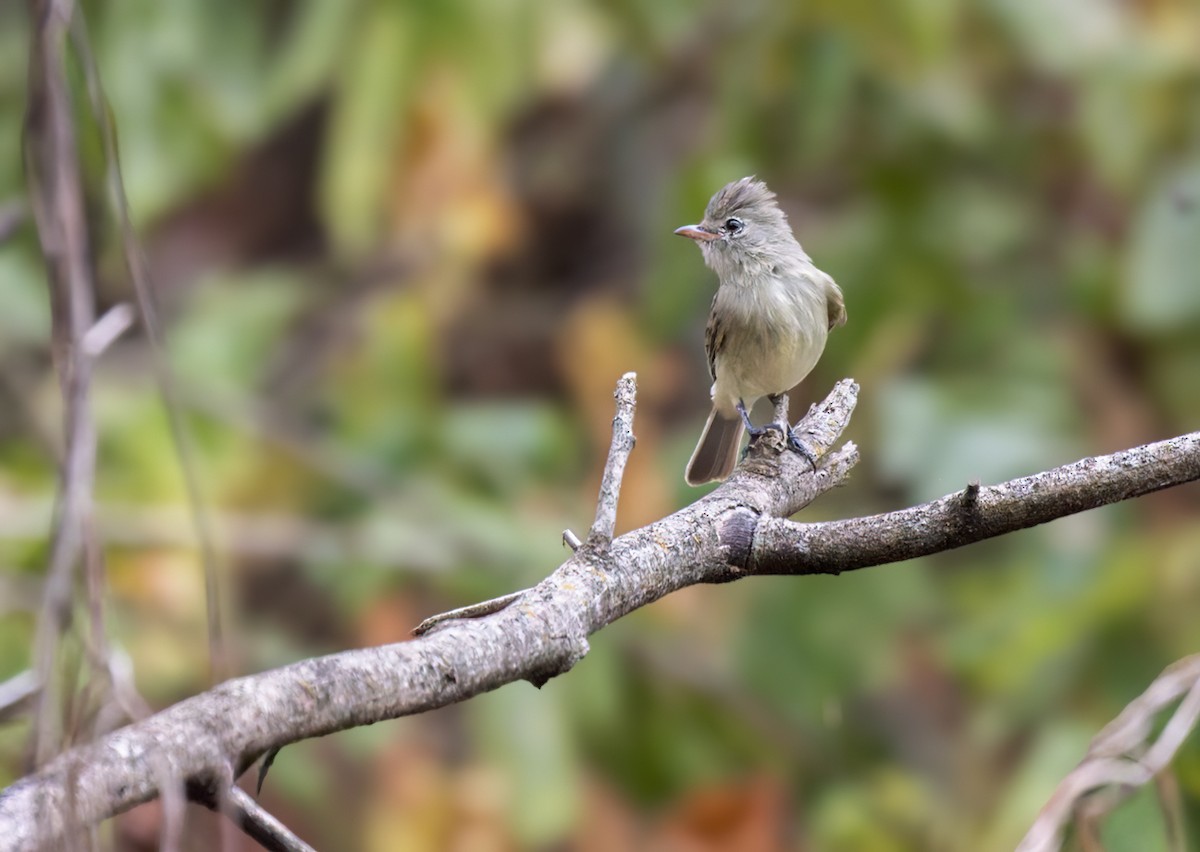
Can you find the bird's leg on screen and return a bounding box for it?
[738,400,775,458]
[767,392,818,471]
[736,399,768,437]
[738,398,787,444]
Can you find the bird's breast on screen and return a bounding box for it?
[709,272,829,411]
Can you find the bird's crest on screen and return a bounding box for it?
[705,176,778,221]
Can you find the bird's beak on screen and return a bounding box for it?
[674,224,720,242]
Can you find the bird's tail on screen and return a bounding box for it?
[685,409,745,486]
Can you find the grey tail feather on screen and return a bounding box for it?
[685,409,745,486]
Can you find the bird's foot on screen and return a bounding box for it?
[737,397,820,469]
[736,399,784,444]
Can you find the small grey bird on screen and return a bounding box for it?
[676,177,846,485]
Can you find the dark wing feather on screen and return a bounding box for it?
[826,284,847,330]
[703,294,723,382]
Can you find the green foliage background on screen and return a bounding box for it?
[2,0,1200,849]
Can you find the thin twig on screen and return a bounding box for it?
[81,303,135,358]
[152,754,185,852]
[412,590,529,637]
[24,0,100,766]
[0,672,38,723]
[68,8,229,683]
[1018,655,1200,852]
[1154,772,1187,852]
[214,763,236,852]
[1142,675,1200,770]
[585,372,637,550]
[222,787,316,852]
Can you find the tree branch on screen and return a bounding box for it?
[748,431,1200,576]
[2,376,1198,849]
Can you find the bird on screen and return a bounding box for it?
[675,177,846,485]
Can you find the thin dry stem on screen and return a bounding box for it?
[585,372,637,549]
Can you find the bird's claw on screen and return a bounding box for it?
[738,399,819,471]
[787,430,819,471]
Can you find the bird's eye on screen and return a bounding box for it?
[724,217,744,234]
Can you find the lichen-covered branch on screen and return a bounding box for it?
[748,431,1200,576]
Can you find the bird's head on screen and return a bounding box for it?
[674,177,798,275]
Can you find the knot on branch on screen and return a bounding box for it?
[717,507,759,574]
[525,634,591,689]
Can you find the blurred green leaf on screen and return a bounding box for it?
[262,0,365,125]
[0,250,50,346]
[875,376,1079,496]
[469,682,580,845]
[169,269,305,390]
[320,2,413,255]
[737,570,935,728]
[981,721,1095,849]
[1099,782,1173,852]
[1122,159,1200,332]
[984,0,1128,74]
[441,401,577,493]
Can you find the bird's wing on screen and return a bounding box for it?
[825,278,847,330]
[704,293,723,382]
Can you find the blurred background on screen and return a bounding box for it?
[2,0,1200,849]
